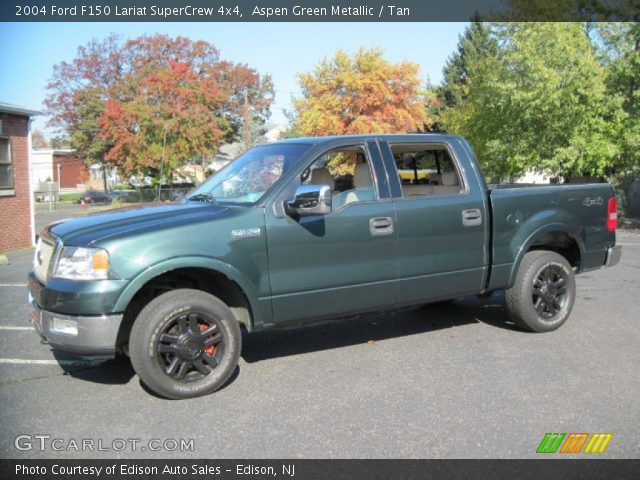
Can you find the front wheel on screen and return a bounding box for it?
[505,250,576,332]
[129,289,241,399]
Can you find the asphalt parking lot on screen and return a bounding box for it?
[0,209,638,459]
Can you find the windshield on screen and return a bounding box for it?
[187,143,311,205]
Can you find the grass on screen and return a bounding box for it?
[58,192,83,202]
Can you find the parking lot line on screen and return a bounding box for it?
[0,326,32,331]
[0,358,106,366]
[0,283,27,287]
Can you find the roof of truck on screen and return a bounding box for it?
[272,133,460,145]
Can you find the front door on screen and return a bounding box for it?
[265,142,397,325]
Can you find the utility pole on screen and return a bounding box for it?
[101,160,108,194]
[157,122,167,202]
[243,91,251,151]
[56,163,61,204]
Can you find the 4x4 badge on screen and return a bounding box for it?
[583,196,603,206]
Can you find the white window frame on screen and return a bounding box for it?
[0,136,15,195]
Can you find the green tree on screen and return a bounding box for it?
[443,22,622,181]
[437,19,498,110]
[597,22,640,173]
[595,22,640,217]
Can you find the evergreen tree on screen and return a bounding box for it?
[436,19,498,110]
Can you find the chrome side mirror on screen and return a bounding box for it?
[285,185,332,217]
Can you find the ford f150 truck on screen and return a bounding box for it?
[27,135,621,399]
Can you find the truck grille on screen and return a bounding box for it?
[34,238,56,284]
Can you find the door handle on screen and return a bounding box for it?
[462,209,482,227]
[370,217,394,236]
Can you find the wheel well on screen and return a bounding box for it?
[116,268,252,349]
[527,231,581,269]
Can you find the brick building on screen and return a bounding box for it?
[54,151,87,189]
[0,102,39,252]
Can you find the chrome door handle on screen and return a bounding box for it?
[462,209,482,227]
[370,217,394,236]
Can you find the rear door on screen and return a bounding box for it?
[264,140,397,325]
[378,139,488,305]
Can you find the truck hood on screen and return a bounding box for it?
[48,202,229,246]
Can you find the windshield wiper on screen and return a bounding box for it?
[187,193,216,203]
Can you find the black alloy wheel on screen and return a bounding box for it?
[505,250,576,332]
[156,311,224,381]
[531,264,569,319]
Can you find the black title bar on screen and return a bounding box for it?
[2,0,640,22]
[2,459,640,480]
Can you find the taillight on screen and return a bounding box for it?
[607,197,617,232]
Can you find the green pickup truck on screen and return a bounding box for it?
[28,134,621,398]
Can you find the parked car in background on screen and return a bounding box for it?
[78,190,112,205]
[108,190,129,201]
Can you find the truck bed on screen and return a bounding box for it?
[487,183,616,291]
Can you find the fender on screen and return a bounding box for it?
[113,255,266,328]
[507,221,586,287]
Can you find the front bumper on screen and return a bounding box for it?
[28,292,122,357]
[604,245,622,268]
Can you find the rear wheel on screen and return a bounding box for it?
[505,250,575,332]
[129,289,241,399]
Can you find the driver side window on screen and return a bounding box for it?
[301,145,376,210]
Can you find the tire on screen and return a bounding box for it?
[129,289,241,399]
[505,250,576,332]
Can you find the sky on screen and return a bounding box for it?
[0,22,466,135]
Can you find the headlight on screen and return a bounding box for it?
[54,247,109,280]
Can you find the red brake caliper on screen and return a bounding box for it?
[198,324,216,356]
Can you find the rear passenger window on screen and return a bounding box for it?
[391,144,463,197]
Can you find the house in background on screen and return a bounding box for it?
[210,142,244,172]
[32,148,120,195]
[87,163,118,191]
[54,151,88,190]
[514,170,562,184]
[207,123,289,173]
[175,164,207,184]
[0,101,39,252]
[32,148,90,199]
[31,149,55,188]
[264,123,288,142]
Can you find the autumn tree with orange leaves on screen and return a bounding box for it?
[46,34,273,186]
[292,48,431,137]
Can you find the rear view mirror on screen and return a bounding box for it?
[285,185,332,217]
